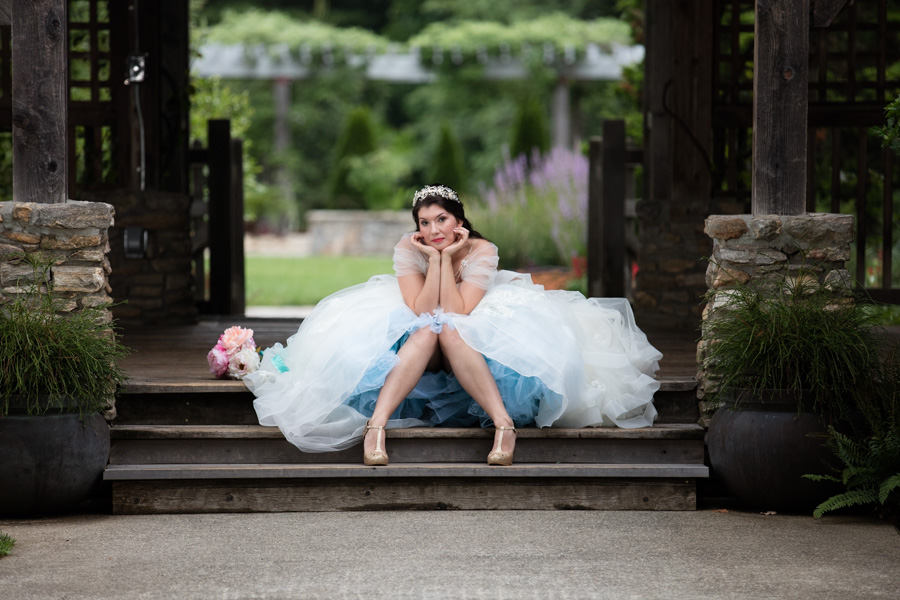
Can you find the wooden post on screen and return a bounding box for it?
[11,0,68,204]
[587,138,603,298]
[588,124,627,299]
[0,1,11,25]
[207,120,234,315]
[751,0,809,216]
[643,0,674,206]
[157,0,191,193]
[601,120,626,298]
[230,138,246,316]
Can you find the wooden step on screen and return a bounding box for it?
[105,462,709,480]
[105,424,707,514]
[114,375,700,425]
[110,478,700,513]
[121,376,696,395]
[109,424,705,465]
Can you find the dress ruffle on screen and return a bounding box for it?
[244,272,662,452]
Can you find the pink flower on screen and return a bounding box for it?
[207,344,229,378]
[219,326,255,352]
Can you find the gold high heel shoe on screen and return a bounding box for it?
[487,426,516,466]
[363,420,388,466]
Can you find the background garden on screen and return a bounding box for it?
[189,0,644,305]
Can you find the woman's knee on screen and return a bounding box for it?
[437,327,466,353]
[407,326,438,351]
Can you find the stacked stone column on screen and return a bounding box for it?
[696,213,855,425]
[0,201,114,317]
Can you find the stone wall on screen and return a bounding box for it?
[308,210,412,256]
[696,213,854,424]
[0,200,114,315]
[631,196,729,331]
[79,190,197,325]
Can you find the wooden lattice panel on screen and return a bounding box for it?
[711,0,900,293]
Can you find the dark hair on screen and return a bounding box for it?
[412,194,485,240]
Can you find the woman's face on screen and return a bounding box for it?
[416,203,462,250]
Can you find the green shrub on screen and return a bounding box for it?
[344,149,414,211]
[0,531,14,557]
[428,122,467,193]
[470,189,562,269]
[510,98,550,162]
[330,106,378,209]
[189,77,290,229]
[701,271,886,420]
[0,254,130,417]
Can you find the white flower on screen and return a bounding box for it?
[227,347,261,379]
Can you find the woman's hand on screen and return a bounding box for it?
[442,227,469,257]
[411,232,440,261]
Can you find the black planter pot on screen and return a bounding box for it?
[707,391,842,512]
[0,412,110,516]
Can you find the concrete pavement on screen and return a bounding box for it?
[1,509,898,599]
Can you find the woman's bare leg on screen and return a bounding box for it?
[438,328,516,455]
[364,327,440,455]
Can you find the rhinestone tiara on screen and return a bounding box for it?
[412,184,460,207]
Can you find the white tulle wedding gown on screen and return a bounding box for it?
[243,234,662,452]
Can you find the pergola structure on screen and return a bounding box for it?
[2,0,897,517]
[0,0,898,330]
[637,0,899,329]
[193,41,645,152]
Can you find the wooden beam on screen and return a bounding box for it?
[811,0,849,28]
[11,0,68,204]
[751,0,809,216]
[0,1,10,26]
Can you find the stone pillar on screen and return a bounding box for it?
[696,212,854,425]
[0,201,114,316]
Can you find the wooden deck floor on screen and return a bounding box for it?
[119,317,699,392]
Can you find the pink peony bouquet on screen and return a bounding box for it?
[207,326,261,379]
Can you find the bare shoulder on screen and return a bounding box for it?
[469,238,496,254]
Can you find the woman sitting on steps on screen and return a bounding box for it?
[244,184,662,466]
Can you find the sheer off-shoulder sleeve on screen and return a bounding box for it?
[459,242,499,290]
[392,233,428,277]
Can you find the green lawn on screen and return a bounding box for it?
[245,256,394,306]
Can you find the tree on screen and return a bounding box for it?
[330,106,378,209]
[510,98,550,161]
[428,122,466,192]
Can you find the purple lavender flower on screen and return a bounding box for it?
[476,144,589,264]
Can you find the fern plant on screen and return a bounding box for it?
[0,253,130,417]
[806,346,900,521]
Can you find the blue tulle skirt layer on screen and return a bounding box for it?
[243,272,661,453]
[343,330,562,429]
